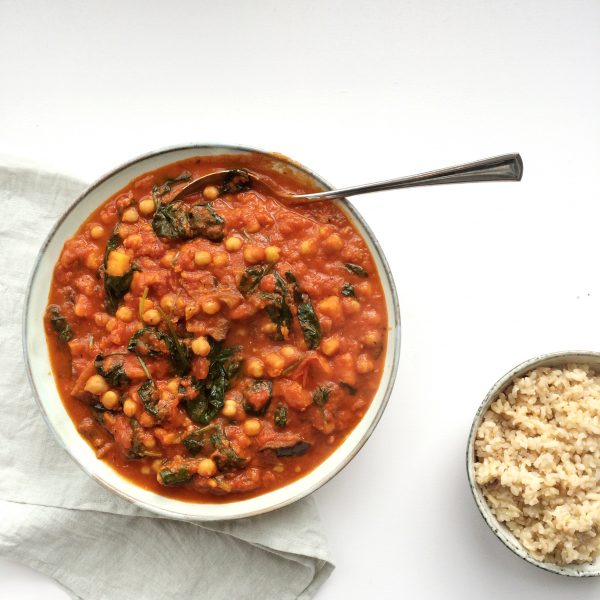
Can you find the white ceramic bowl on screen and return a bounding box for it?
[467,350,600,576]
[24,144,401,521]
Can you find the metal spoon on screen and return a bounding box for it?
[169,153,523,204]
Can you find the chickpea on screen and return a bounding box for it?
[356,354,375,374]
[243,418,262,437]
[85,253,102,270]
[363,309,382,326]
[84,375,109,396]
[243,245,265,264]
[317,296,343,320]
[138,196,156,216]
[122,207,139,223]
[261,322,277,334]
[160,293,176,312]
[319,225,332,238]
[94,312,110,327]
[198,458,218,477]
[265,246,280,262]
[143,308,161,325]
[124,234,143,249]
[212,252,229,267]
[202,185,220,201]
[166,379,179,394]
[324,233,344,252]
[224,236,243,252]
[100,390,119,409]
[201,299,221,315]
[151,459,163,473]
[141,298,154,310]
[74,298,89,318]
[321,336,340,356]
[280,345,299,360]
[245,218,261,233]
[123,398,137,417]
[299,239,317,256]
[194,250,212,266]
[139,412,154,427]
[90,225,104,239]
[105,317,117,332]
[246,357,265,378]
[264,353,285,377]
[161,250,177,268]
[191,336,211,356]
[361,330,382,347]
[357,281,372,297]
[142,435,157,449]
[342,298,361,315]
[116,305,134,322]
[222,399,237,418]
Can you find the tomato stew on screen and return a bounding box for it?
[45,154,388,502]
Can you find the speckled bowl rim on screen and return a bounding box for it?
[467,350,600,576]
[23,143,401,521]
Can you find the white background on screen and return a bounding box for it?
[1,0,600,598]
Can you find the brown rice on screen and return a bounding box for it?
[475,364,600,564]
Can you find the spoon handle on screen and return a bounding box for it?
[293,153,523,201]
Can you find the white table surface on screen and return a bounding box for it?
[2,1,600,598]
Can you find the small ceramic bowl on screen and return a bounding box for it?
[23,144,401,521]
[467,350,600,576]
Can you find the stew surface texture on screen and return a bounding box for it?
[45,154,388,502]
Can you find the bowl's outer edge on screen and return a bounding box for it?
[23,143,402,521]
[466,350,600,576]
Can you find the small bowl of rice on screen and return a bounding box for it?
[467,351,600,576]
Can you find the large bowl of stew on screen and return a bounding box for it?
[24,144,400,520]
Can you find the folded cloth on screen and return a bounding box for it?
[0,164,334,600]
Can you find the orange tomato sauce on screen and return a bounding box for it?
[45,153,387,502]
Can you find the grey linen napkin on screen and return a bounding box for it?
[0,163,334,600]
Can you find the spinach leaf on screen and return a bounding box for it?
[274,404,288,428]
[344,263,369,278]
[138,379,159,416]
[47,305,73,342]
[94,354,131,388]
[221,169,252,194]
[159,467,192,486]
[297,298,321,350]
[183,429,205,456]
[243,379,273,415]
[152,200,225,242]
[339,381,357,395]
[152,171,191,198]
[284,271,321,349]
[341,283,357,298]
[128,327,171,357]
[185,341,241,425]
[103,226,137,314]
[313,385,332,407]
[239,263,273,294]
[128,418,162,459]
[128,324,191,376]
[105,269,136,315]
[152,201,189,239]
[209,425,247,470]
[159,311,192,375]
[275,441,311,457]
[263,272,293,340]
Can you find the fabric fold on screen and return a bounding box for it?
[0,164,333,600]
